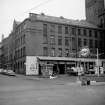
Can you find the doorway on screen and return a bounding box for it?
[58,64,65,74]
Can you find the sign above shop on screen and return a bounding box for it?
[80,47,90,57]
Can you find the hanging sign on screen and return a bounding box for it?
[80,47,90,57]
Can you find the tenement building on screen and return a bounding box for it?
[1,13,105,75]
[85,0,105,26]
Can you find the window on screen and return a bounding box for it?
[83,29,87,36]
[58,48,62,57]
[78,38,82,47]
[58,25,62,34]
[23,47,26,56]
[99,40,103,49]
[95,40,98,48]
[50,24,55,33]
[65,49,69,57]
[100,31,104,39]
[43,47,48,56]
[72,28,76,35]
[20,48,22,57]
[84,39,88,46]
[58,36,62,45]
[43,36,48,43]
[50,35,55,44]
[94,31,98,38]
[65,26,69,34]
[72,37,76,50]
[89,30,92,37]
[43,24,47,36]
[78,29,81,35]
[65,37,69,46]
[51,48,55,57]
[23,34,25,44]
[89,39,93,48]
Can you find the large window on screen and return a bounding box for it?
[94,30,98,38]
[51,48,55,57]
[65,37,69,46]
[89,30,92,37]
[23,47,26,56]
[50,24,55,33]
[89,39,93,48]
[50,35,55,44]
[43,24,47,36]
[65,49,69,57]
[58,25,62,34]
[58,48,62,57]
[78,29,81,35]
[72,28,76,35]
[95,40,98,48]
[78,38,82,47]
[83,29,87,36]
[72,37,76,50]
[84,39,88,46]
[58,36,62,45]
[65,26,69,34]
[43,47,48,56]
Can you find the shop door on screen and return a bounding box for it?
[58,64,65,74]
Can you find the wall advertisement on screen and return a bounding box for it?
[26,56,39,75]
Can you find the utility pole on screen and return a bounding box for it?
[96,48,99,76]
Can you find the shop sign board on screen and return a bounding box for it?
[26,56,39,75]
[80,47,90,57]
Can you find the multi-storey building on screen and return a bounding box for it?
[2,13,105,75]
[85,0,105,26]
[99,8,105,28]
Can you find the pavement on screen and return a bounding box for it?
[0,74,105,105]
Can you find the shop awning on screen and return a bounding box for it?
[37,56,101,62]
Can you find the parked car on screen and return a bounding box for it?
[6,70,16,76]
[66,67,78,76]
[1,69,8,75]
[0,69,3,73]
[1,69,16,76]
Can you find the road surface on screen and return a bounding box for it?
[0,74,105,105]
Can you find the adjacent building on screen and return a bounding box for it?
[85,0,105,28]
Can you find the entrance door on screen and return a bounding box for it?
[58,64,65,74]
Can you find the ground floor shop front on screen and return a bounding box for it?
[25,56,105,76]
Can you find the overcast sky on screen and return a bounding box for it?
[0,0,85,41]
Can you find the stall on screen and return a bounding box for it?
[41,64,53,77]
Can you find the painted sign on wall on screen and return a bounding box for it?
[26,56,39,75]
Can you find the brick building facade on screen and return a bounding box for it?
[1,13,105,74]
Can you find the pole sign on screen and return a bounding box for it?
[80,47,90,57]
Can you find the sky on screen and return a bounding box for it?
[0,0,85,42]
